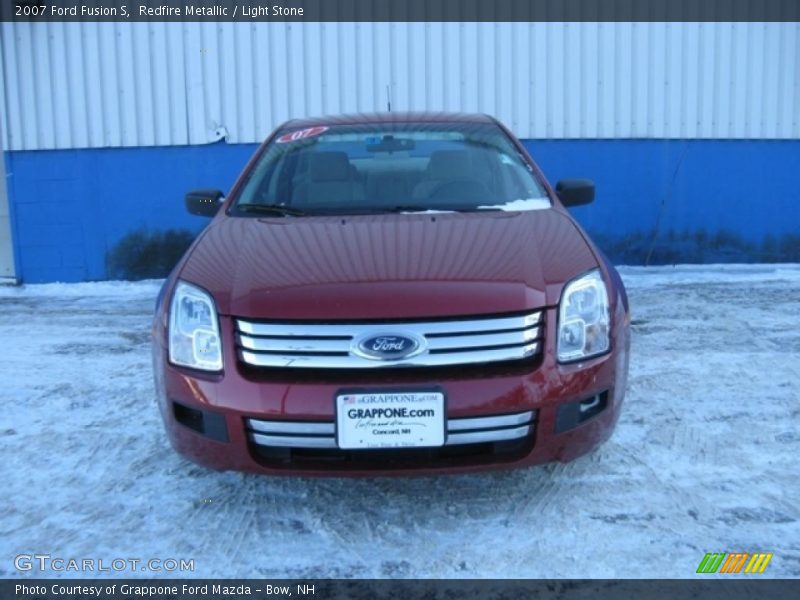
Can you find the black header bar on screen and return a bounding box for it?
[4,579,800,600]
[3,0,800,23]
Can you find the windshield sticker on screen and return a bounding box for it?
[276,126,329,144]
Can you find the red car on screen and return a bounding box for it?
[152,112,630,476]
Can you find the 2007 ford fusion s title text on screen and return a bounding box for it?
[151,112,631,476]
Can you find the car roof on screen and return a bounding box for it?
[280,111,497,129]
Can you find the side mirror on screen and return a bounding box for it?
[185,189,224,217]
[555,179,594,207]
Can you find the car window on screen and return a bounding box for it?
[232,122,550,215]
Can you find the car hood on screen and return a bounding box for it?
[180,209,598,319]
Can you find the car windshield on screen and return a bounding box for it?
[231,121,550,216]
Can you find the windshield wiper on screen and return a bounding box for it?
[235,203,306,217]
[380,205,443,213]
[379,205,502,214]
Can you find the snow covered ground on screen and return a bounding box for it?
[1,265,799,578]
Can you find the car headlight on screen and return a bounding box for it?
[557,269,610,362]
[168,281,223,371]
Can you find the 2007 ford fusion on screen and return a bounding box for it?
[152,112,630,476]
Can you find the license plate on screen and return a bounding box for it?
[335,389,446,450]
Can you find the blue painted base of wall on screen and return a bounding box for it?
[6,142,259,283]
[523,139,800,265]
[5,139,800,283]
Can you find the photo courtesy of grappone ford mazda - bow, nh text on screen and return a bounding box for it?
[151,112,631,476]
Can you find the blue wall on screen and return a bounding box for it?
[6,142,259,282]
[524,140,800,265]
[5,139,800,283]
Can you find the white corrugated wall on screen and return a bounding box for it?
[1,21,799,150]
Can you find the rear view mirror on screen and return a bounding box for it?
[185,189,224,217]
[555,179,595,207]
[366,135,416,153]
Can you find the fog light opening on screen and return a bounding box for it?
[555,391,609,433]
[579,395,601,414]
[173,401,204,433]
[172,400,229,442]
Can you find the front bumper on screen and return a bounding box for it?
[152,306,629,476]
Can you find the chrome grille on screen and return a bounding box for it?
[235,311,543,369]
[246,411,536,449]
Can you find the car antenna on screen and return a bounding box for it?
[386,84,392,112]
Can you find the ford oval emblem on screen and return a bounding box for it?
[352,332,426,361]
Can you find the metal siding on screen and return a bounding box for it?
[1,21,799,150]
[0,46,16,279]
